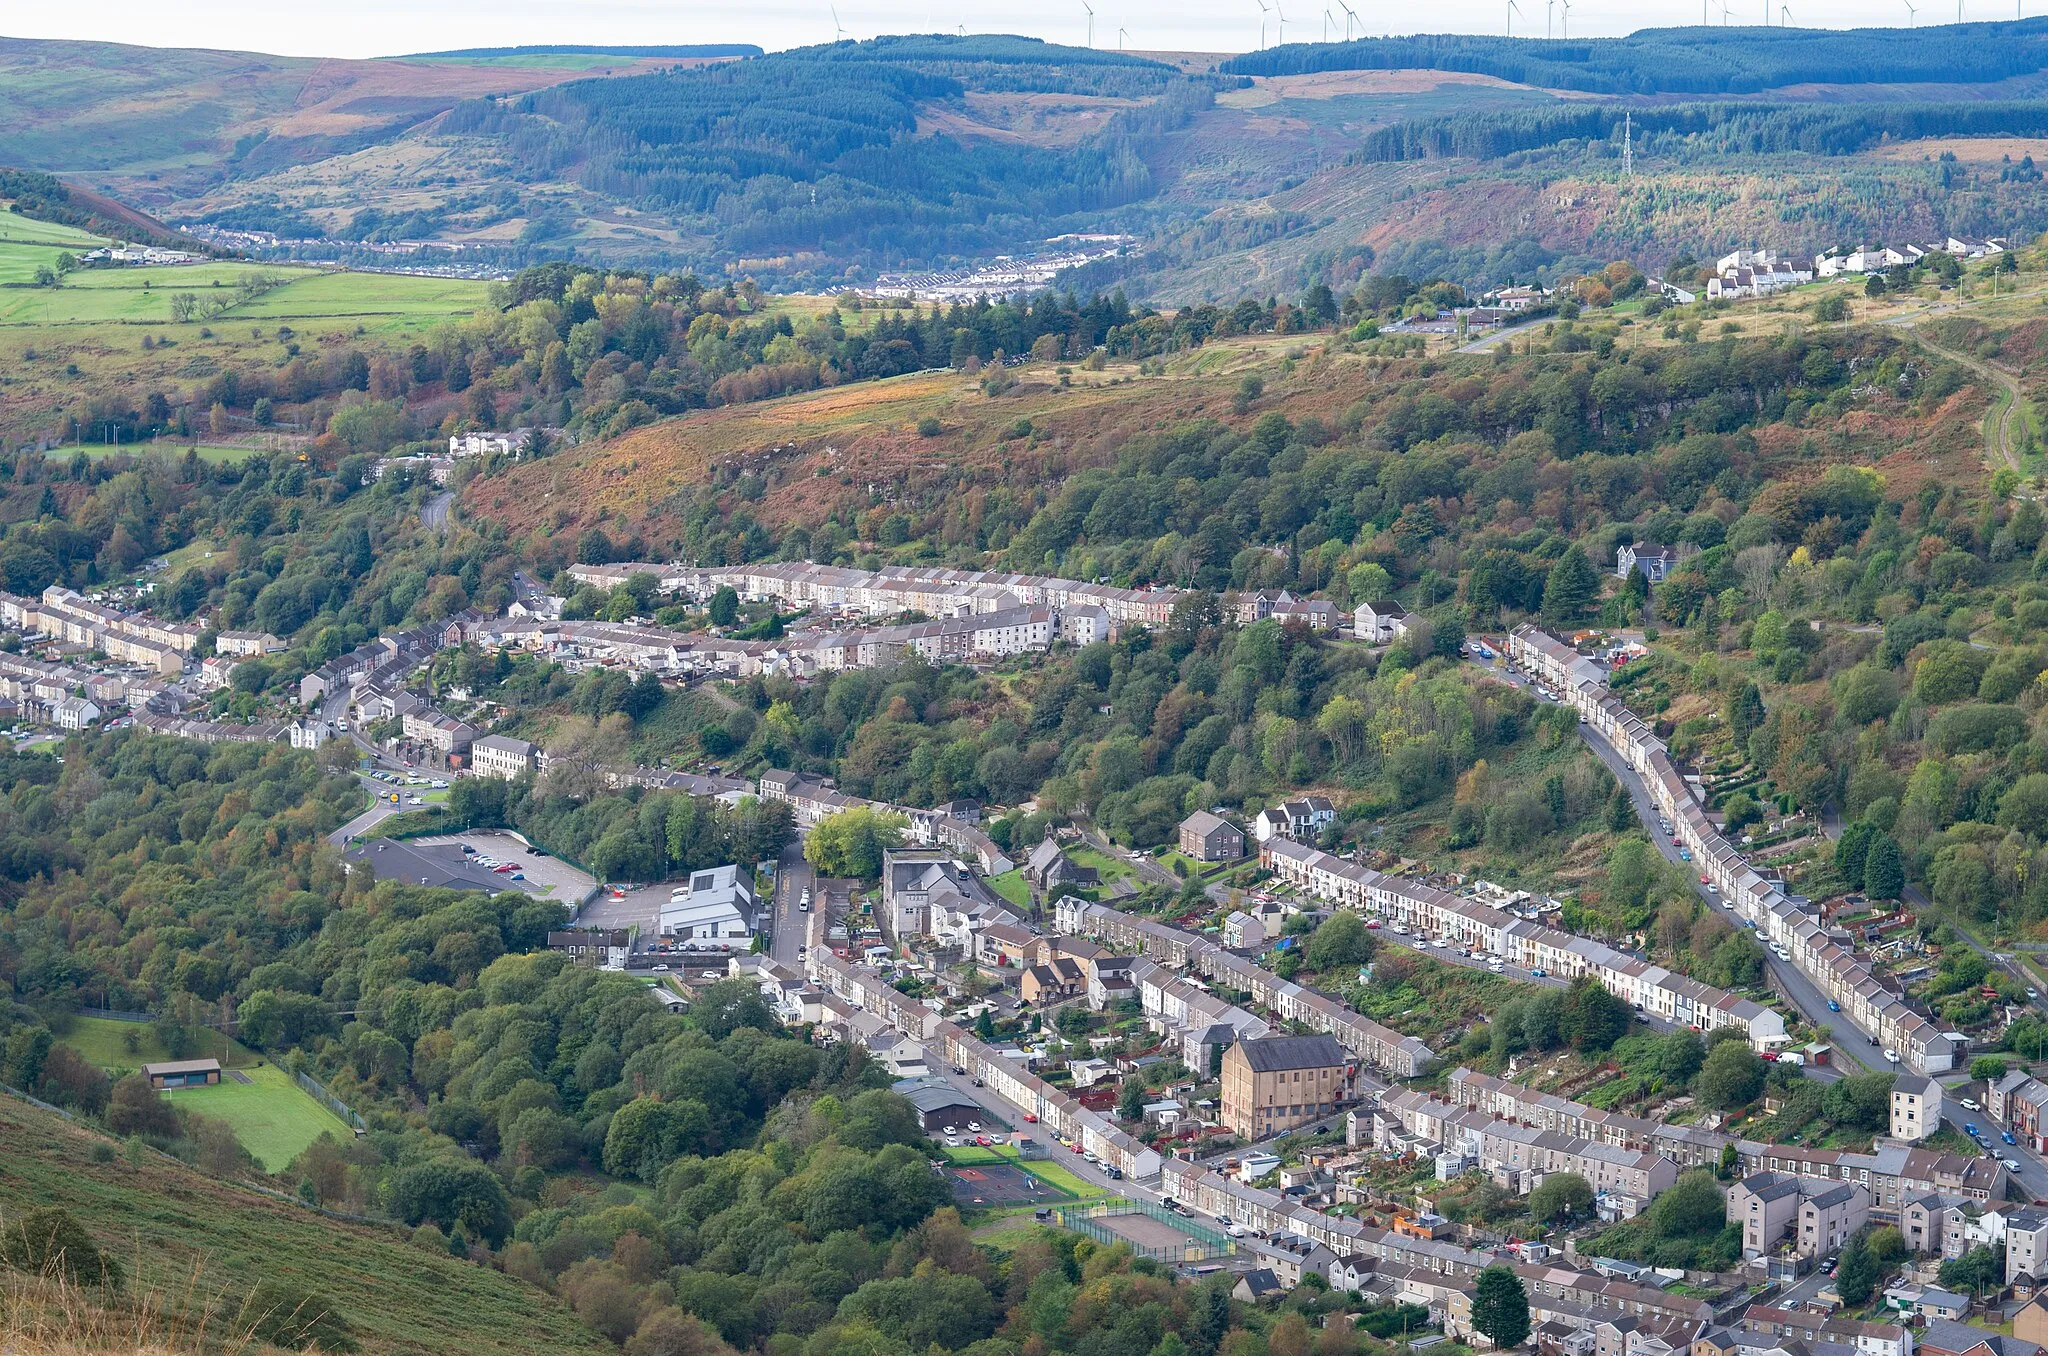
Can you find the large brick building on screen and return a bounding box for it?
[1222,1034,1349,1140]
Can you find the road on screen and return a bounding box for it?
[329,777,408,845]
[1455,317,1546,355]
[770,839,815,966]
[422,491,455,530]
[1467,653,1873,1077]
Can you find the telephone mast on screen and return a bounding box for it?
[1621,110,1634,178]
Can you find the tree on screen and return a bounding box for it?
[804,807,908,878]
[1542,545,1600,625]
[1835,1232,1878,1305]
[106,1073,178,1138]
[1863,833,1904,901]
[1527,1172,1594,1223]
[708,586,740,627]
[1647,1170,1724,1240]
[1118,1077,1147,1121]
[1728,680,1766,748]
[1560,974,1630,1053]
[1305,910,1375,970]
[1697,1039,1765,1110]
[388,1157,512,1246]
[1971,1056,2010,1081]
[1834,821,1876,891]
[1940,1244,2002,1298]
[1470,1264,1530,1350]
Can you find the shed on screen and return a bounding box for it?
[143,1058,221,1089]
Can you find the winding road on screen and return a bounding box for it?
[422,491,455,530]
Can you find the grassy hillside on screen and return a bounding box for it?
[0,1094,608,1356]
[0,258,491,447]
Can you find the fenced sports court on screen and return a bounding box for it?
[1053,1198,1235,1263]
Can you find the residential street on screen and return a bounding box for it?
[770,838,815,966]
[1467,653,1873,1078]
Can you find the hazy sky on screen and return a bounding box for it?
[10,0,1933,62]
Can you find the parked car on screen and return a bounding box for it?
[2006,1157,2024,1172]
[1962,1098,1982,1111]
[1827,1000,1841,1012]
[1530,968,1546,978]
[1966,1123,1981,1138]
[2005,1132,2018,1145]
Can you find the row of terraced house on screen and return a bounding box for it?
[1257,836,1786,1048]
[1505,625,1961,1074]
[568,560,1186,631]
[1052,896,1438,1078]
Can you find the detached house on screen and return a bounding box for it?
[1615,542,1678,583]
[1354,600,1410,644]
[1180,811,1246,863]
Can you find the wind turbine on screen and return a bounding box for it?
[1903,0,1916,20]
[1325,5,1335,38]
[1559,0,1570,37]
[831,4,846,39]
[1507,0,1522,35]
[1274,0,1287,43]
[1340,0,1361,37]
[1254,0,1270,48]
[1546,0,1554,36]
[1119,24,1131,47]
[1082,0,1094,47]
[1780,1,1792,20]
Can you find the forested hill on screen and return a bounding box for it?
[1222,19,2048,94]
[395,43,764,58]
[443,36,1201,265]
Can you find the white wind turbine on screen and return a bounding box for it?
[1559,0,1571,36]
[1273,0,1287,43]
[1341,0,1361,36]
[1082,0,1095,46]
[1254,0,1270,48]
[1119,24,1131,47]
[1508,0,1523,34]
[1902,0,1916,21]
[831,5,846,39]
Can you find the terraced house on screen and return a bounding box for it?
[1507,625,1960,1074]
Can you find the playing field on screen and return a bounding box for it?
[0,254,489,328]
[162,1065,353,1172]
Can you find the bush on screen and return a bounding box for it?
[233,1281,357,1352]
[0,1207,123,1289]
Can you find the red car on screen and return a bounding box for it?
[1023,1113,1038,1123]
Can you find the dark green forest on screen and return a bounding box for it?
[1354,98,2048,164]
[442,37,1209,264]
[1224,18,2048,94]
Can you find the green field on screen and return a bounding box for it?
[0,1093,608,1356]
[943,1143,1105,1200]
[987,869,1031,908]
[1069,845,1136,884]
[61,440,268,464]
[0,210,110,247]
[162,1064,353,1172]
[56,1015,255,1075]
[0,252,489,328]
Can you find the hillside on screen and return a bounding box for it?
[0,1094,608,1356]
[18,25,2048,291]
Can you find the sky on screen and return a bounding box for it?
[5,0,1938,62]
